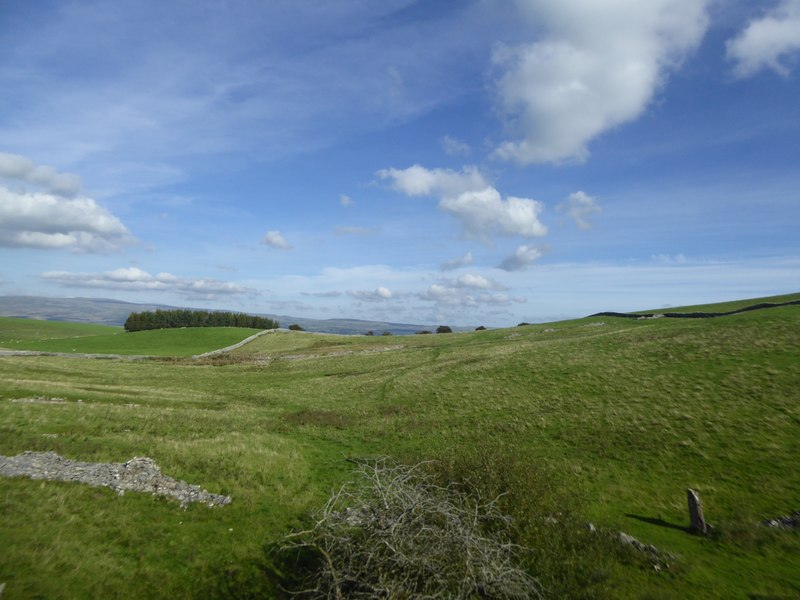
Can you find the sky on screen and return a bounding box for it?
[1,0,799,327]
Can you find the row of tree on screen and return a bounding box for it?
[124,309,279,332]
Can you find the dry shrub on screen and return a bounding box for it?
[280,458,541,599]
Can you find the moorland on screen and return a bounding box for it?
[1,293,799,598]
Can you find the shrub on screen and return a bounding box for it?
[278,459,541,599]
[436,325,453,334]
[288,324,304,331]
[476,325,487,331]
[415,330,432,335]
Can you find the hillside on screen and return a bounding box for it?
[0,295,439,334]
[0,294,798,598]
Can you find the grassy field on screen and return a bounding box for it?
[0,316,120,343]
[0,319,263,356]
[1,295,799,598]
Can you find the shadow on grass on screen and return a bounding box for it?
[625,513,690,533]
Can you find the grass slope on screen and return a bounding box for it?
[0,295,799,598]
[0,321,264,357]
[0,316,120,345]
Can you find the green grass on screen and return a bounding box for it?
[637,291,800,314]
[0,322,264,356]
[1,297,799,598]
[0,316,120,345]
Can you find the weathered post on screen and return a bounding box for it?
[687,488,708,534]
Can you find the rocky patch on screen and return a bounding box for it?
[0,451,230,508]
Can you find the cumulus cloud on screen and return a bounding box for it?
[726,0,800,77]
[557,190,602,229]
[262,230,291,249]
[441,134,471,156]
[379,164,487,198]
[42,267,256,299]
[340,194,355,208]
[441,251,474,270]
[0,188,133,253]
[379,165,547,241]
[0,152,82,196]
[492,0,710,164]
[452,273,506,291]
[347,287,394,302]
[498,245,544,271]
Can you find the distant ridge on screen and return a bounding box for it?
[0,296,438,335]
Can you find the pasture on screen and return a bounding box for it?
[1,296,799,598]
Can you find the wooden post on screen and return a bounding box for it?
[687,488,707,534]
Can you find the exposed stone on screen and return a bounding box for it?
[0,451,230,508]
[764,511,800,529]
[688,488,708,534]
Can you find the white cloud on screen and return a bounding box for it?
[441,251,474,270]
[347,287,394,302]
[340,194,355,208]
[379,165,547,241]
[0,188,133,253]
[492,0,710,164]
[498,245,544,271]
[557,190,602,229]
[0,152,82,196]
[453,273,506,291]
[262,230,291,249]
[42,267,256,299]
[440,188,547,239]
[726,0,800,77]
[378,164,487,198]
[441,134,471,156]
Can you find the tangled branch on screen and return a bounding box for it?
[281,458,542,599]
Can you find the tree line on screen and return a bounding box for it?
[124,309,279,332]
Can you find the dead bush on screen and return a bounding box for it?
[280,458,541,599]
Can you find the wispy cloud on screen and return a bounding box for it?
[339,194,355,208]
[441,134,471,156]
[557,191,601,230]
[441,251,473,271]
[498,245,544,272]
[42,267,257,299]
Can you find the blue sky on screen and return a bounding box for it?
[1,0,798,327]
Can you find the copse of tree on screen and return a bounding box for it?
[288,323,304,331]
[436,325,453,334]
[124,309,278,332]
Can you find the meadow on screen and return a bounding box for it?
[0,318,262,357]
[1,295,799,598]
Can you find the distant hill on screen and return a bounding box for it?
[0,296,440,335]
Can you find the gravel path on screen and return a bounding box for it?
[0,451,231,508]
